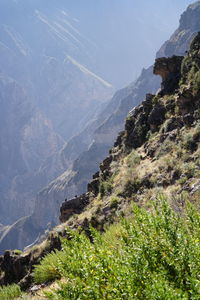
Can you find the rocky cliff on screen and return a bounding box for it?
[1,2,200,253]
[1,29,200,292]
[26,1,200,241]
[60,32,200,231]
[32,66,160,230]
[157,1,200,58]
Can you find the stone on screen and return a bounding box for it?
[183,114,194,125]
[88,178,100,196]
[154,56,183,95]
[163,117,184,133]
[0,250,31,285]
[176,89,194,113]
[100,157,112,173]
[148,104,166,128]
[60,193,90,223]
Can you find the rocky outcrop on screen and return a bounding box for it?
[154,56,183,95]
[0,233,61,289]
[60,193,90,223]
[154,56,183,81]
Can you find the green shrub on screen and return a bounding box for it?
[178,176,188,185]
[34,249,65,283]
[0,284,22,300]
[35,198,200,300]
[99,180,113,197]
[126,150,141,167]
[123,178,141,197]
[110,196,120,209]
[193,70,200,93]
[13,249,22,256]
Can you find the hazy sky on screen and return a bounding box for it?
[0,0,196,87]
[66,0,195,86]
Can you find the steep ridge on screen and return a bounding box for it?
[63,0,200,210]
[33,66,160,230]
[157,1,200,58]
[1,30,200,294]
[25,1,200,243]
[1,2,200,253]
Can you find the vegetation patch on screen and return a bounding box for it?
[0,284,22,300]
[99,180,113,197]
[34,199,200,300]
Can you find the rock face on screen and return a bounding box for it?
[58,32,200,224]
[60,194,90,223]
[157,2,200,58]
[0,233,61,289]
[154,56,183,95]
[34,1,200,232]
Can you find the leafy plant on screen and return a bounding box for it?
[0,284,22,300]
[126,150,141,167]
[34,198,200,300]
[110,196,120,209]
[99,180,113,197]
[34,249,67,283]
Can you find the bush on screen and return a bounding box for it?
[0,284,22,300]
[193,71,200,92]
[123,178,141,197]
[110,196,120,209]
[35,198,200,300]
[13,249,22,256]
[34,249,65,283]
[99,180,113,197]
[126,150,141,167]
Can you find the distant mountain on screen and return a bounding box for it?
[0,1,113,139]
[0,0,192,88]
[0,75,64,224]
[0,0,113,228]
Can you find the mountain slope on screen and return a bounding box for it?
[1,1,200,253]
[1,29,200,297]
[32,66,160,231]
[28,1,200,237]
